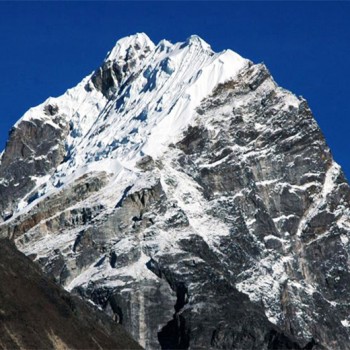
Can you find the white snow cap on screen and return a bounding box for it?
[11,32,249,213]
[106,32,155,62]
[186,34,212,50]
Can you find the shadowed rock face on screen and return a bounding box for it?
[90,37,153,98]
[0,238,142,350]
[1,35,350,350]
[0,113,69,222]
[1,171,108,240]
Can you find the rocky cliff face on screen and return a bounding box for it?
[1,33,350,349]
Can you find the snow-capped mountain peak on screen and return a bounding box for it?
[106,32,155,63]
[185,34,212,50]
[2,33,249,217]
[2,33,350,350]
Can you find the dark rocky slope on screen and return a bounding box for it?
[0,238,142,350]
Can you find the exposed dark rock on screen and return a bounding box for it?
[44,103,59,116]
[0,116,69,221]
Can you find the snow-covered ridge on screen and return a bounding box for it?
[10,33,248,214]
[105,32,156,64]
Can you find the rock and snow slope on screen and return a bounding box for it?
[1,33,350,349]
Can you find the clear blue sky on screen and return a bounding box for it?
[0,2,349,177]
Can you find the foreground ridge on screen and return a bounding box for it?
[0,238,142,349]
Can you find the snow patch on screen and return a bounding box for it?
[341,319,350,327]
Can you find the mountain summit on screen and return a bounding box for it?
[1,33,350,349]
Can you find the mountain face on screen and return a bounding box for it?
[1,33,350,349]
[0,238,142,350]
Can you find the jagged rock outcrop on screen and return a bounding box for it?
[0,238,142,350]
[1,33,350,349]
[0,112,69,221]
